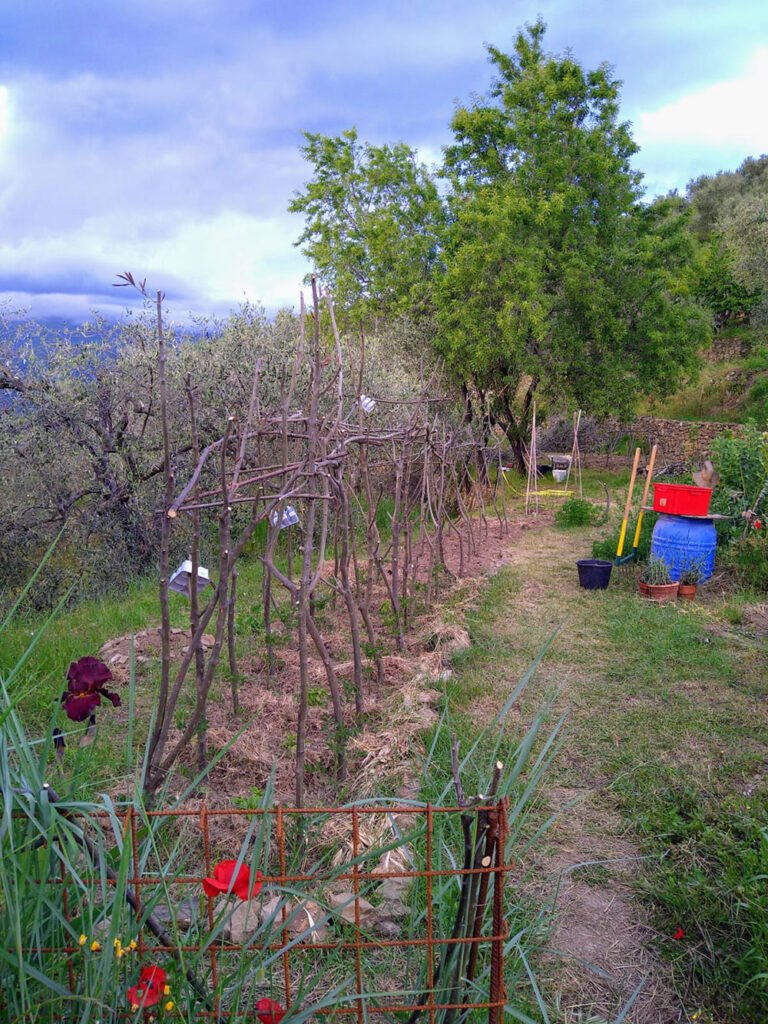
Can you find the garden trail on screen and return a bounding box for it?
[485,521,685,1024]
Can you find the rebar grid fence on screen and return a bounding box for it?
[8,799,512,1024]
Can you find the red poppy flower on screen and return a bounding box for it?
[673,927,684,940]
[202,859,263,900]
[61,657,121,722]
[754,519,762,530]
[126,964,167,1009]
[256,997,286,1024]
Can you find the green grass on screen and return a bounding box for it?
[416,567,562,1023]
[0,555,564,1023]
[0,550,294,796]
[450,515,768,1022]
[5,471,767,1020]
[586,589,768,1021]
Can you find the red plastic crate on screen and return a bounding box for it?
[652,483,712,516]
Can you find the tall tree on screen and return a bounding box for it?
[687,154,768,328]
[435,19,708,468]
[288,128,445,323]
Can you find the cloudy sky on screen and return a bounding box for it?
[1,0,766,323]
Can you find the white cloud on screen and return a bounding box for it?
[637,46,768,152]
[0,86,9,144]
[147,212,311,310]
[4,3,768,319]
[0,209,311,317]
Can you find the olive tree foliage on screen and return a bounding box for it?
[0,301,425,607]
[0,314,166,604]
[288,21,709,471]
[687,154,768,328]
[288,128,445,323]
[0,307,280,602]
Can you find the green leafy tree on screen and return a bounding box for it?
[687,154,768,327]
[693,234,760,331]
[435,20,708,467]
[288,128,445,322]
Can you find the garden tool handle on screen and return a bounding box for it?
[616,447,642,559]
[631,444,658,551]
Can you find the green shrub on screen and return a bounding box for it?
[592,511,656,562]
[720,534,768,591]
[709,424,768,588]
[555,497,599,528]
[710,424,768,534]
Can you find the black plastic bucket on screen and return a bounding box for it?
[576,559,613,590]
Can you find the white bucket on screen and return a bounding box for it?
[553,468,567,483]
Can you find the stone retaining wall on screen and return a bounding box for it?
[593,416,744,466]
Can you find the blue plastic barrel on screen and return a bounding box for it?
[651,514,717,582]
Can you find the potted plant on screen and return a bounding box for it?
[639,556,679,602]
[678,559,705,600]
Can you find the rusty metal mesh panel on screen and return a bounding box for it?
[10,800,511,1023]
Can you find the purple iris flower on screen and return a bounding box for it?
[61,657,120,722]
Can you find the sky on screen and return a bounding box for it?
[0,0,767,324]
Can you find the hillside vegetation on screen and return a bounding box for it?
[643,327,768,423]
[2,21,766,611]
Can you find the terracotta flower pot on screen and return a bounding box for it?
[638,580,650,598]
[641,581,679,603]
[678,583,697,601]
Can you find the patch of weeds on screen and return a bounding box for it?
[722,603,744,626]
[362,640,383,661]
[275,602,296,630]
[616,769,768,1022]
[341,678,359,704]
[592,512,656,562]
[307,687,326,708]
[570,863,613,886]
[378,600,397,637]
[554,498,601,529]
[236,610,264,636]
[232,786,265,809]
[264,631,288,649]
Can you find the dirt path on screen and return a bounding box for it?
[486,523,685,1023]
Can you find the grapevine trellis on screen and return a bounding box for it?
[128,276,511,803]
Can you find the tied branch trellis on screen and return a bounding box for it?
[120,274,510,803]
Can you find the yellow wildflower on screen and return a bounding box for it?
[90,940,101,952]
[78,934,87,947]
[128,939,138,950]
[165,1001,174,1011]
[163,985,171,996]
